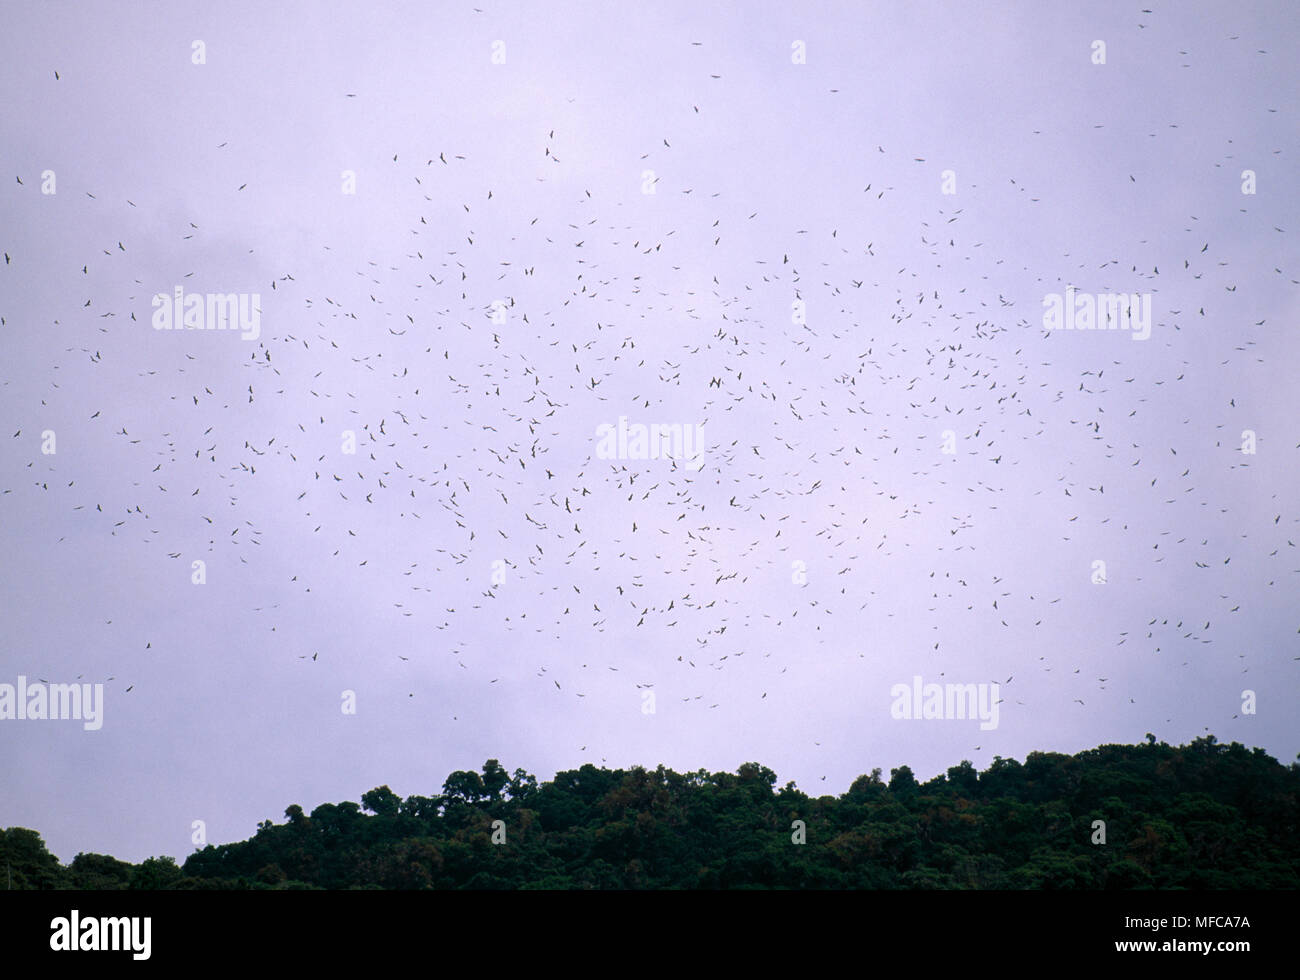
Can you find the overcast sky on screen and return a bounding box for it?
[2,1,1297,866]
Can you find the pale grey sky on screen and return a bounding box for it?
[1,0,1297,866]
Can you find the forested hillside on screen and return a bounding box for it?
[4,736,1297,889]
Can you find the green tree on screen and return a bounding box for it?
[0,828,65,889]
[442,769,485,805]
[361,786,401,817]
[889,765,918,797]
[130,855,184,890]
[68,852,133,890]
[480,760,510,801]
[946,761,979,796]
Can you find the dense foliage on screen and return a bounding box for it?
[5,736,1297,889]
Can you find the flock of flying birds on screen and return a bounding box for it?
[3,16,1297,780]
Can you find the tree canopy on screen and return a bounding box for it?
[5,740,1297,890]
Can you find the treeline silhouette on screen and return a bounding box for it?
[5,736,1297,889]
